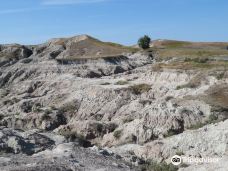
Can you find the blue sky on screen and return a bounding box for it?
[0,0,227,45]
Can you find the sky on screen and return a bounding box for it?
[0,0,228,45]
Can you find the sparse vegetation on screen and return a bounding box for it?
[165,96,174,101]
[115,80,128,85]
[184,57,209,63]
[59,130,91,147]
[59,101,78,114]
[56,35,138,60]
[44,109,52,115]
[0,89,9,98]
[41,113,51,121]
[138,35,151,49]
[123,117,134,124]
[176,151,185,156]
[0,114,4,120]
[50,105,57,110]
[96,123,104,133]
[140,160,178,171]
[113,129,123,139]
[100,82,111,85]
[156,46,228,60]
[33,106,42,113]
[188,114,221,130]
[15,112,20,116]
[130,84,151,95]
[216,72,225,80]
[176,83,197,90]
[164,130,178,138]
[154,61,228,71]
[180,163,189,168]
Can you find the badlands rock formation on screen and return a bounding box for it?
[0,35,228,171]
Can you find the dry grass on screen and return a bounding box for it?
[58,37,138,60]
[153,61,228,71]
[115,80,128,85]
[203,84,228,108]
[130,84,151,95]
[156,48,228,59]
[151,40,228,61]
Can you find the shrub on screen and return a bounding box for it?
[59,101,78,114]
[41,113,51,121]
[44,109,52,115]
[141,160,178,171]
[96,123,104,133]
[165,96,174,101]
[130,84,151,95]
[15,112,20,116]
[184,57,209,63]
[176,82,198,90]
[164,130,178,138]
[180,163,189,168]
[123,117,134,124]
[59,130,92,148]
[188,114,219,130]
[216,72,225,80]
[100,82,111,85]
[188,122,205,130]
[193,57,209,63]
[138,35,151,49]
[115,80,128,85]
[113,130,123,139]
[0,89,9,98]
[176,151,185,156]
[33,106,42,113]
[0,114,4,120]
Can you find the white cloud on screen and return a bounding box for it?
[42,0,109,5]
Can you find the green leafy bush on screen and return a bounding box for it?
[138,35,151,49]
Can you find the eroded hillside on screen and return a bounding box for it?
[0,35,228,171]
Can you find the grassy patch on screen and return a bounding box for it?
[162,40,192,49]
[154,61,228,71]
[156,48,228,59]
[130,84,151,95]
